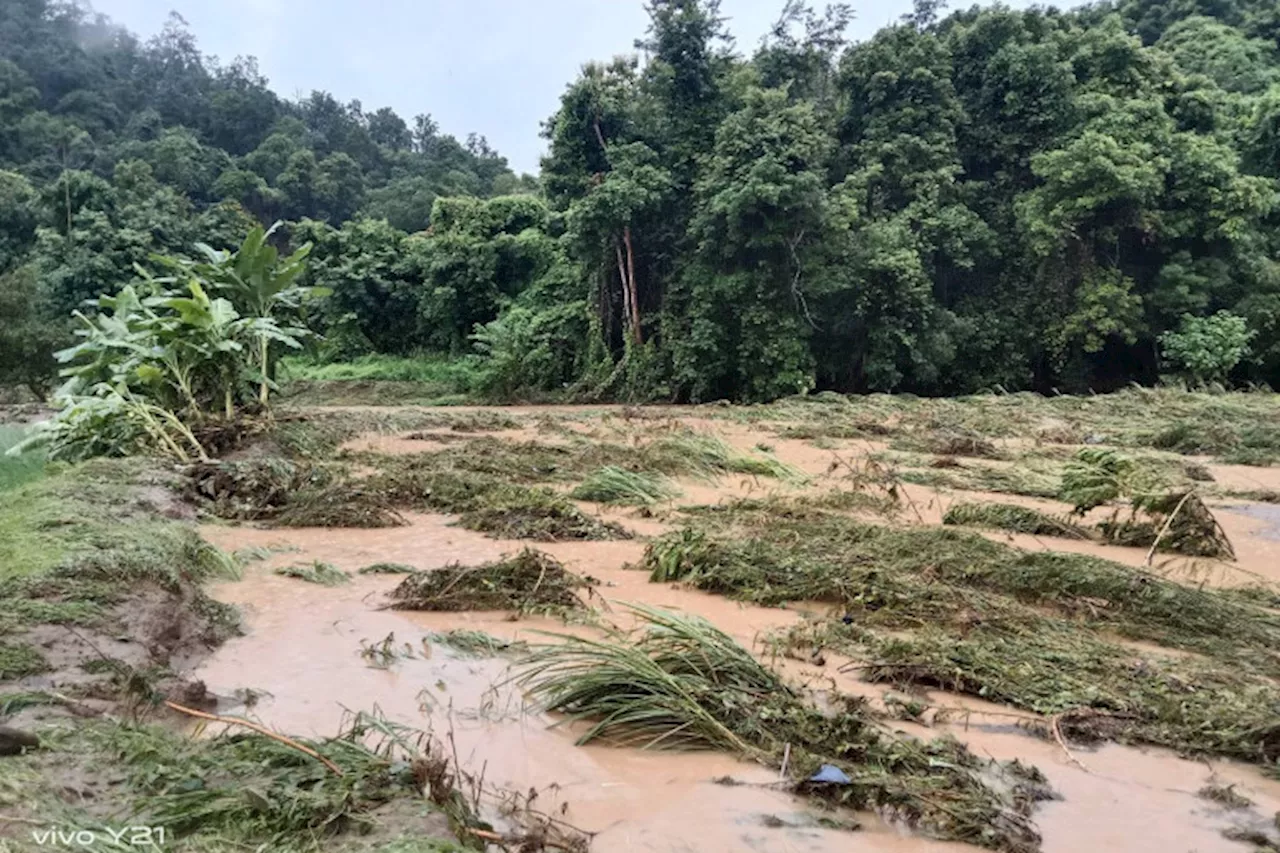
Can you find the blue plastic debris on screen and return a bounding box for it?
[808,764,851,785]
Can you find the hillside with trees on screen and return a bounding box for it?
[3,0,1280,402]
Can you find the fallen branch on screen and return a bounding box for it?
[1050,713,1091,773]
[164,700,344,777]
[1144,490,1196,567]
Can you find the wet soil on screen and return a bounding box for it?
[192,407,1280,852]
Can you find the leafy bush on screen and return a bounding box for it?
[24,224,318,462]
[1159,312,1255,385]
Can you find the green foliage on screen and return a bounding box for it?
[274,560,350,586]
[1159,310,1255,384]
[31,224,315,462]
[7,0,1280,402]
[570,466,680,505]
[0,424,46,493]
[1059,448,1149,512]
[0,264,60,394]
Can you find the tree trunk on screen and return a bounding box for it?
[615,240,633,345]
[623,226,642,344]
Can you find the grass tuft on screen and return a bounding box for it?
[358,562,417,575]
[943,502,1088,538]
[274,561,350,586]
[570,466,680,505]
[516,603,1042,853]
[388,549,591,613]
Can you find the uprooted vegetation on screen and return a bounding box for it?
[184,422,808,540]
[639,508,1280,766]
[942,502,1088,539]
[3,709,531,853]
[1061,448,1235,559]
[275,560,351,586]
[388,549,594,614]
[185,453,629,541]
[570,466,680,505]
[517,604,1046,853]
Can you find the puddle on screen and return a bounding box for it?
[1219,503,1280,541]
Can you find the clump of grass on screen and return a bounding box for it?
[943,502,1088,538]
[429,629,527,658]
[855,625,1280,763]
[358,562,417,575]
[1096,491,1235,559]
[388,549,592,613]
[0,642,49,678]
[0,690,60,715]
[570,466,680,505]
[516,604,1042,853]
[894,430,1001,459]
[81,710,482,847]
[1198,784,1254,809]
[641,433,804,481]
[459,491,631,541]
[274,561,350,586]
[274,485,405,529]
[366,455,631,540]
[899,465,1061,499]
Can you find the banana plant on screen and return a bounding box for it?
[154,222,321,408]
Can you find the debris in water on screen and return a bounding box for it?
[274,560,350,586]
[808,764,851,785]
[388,549,593,613]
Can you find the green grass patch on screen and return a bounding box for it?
[280,354,484,407]
[943,502,1087,538]
[11,711,486,852]
[570,466,680,505]
[0,641,49,678]
[0,424,47,492]
[642,433,805,481]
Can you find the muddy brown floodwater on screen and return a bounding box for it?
[193,410,1280,852]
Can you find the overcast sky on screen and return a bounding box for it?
[90,1,1035,173]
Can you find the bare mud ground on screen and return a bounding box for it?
[182,394,1280,853]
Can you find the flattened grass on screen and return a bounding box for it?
[389,549,591,613]
[275,560,350,586]
[516,604,1043,853]
[943,502,1087,538]
[642,507,1280,764]
[570,466,680,505]
[17,710,479,852]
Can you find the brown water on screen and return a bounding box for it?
[192,409,1280,852]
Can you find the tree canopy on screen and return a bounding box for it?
[4,0,1280,400]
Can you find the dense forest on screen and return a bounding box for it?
[3,0,1280,402]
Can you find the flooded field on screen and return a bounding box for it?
[185,397,1280,852]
